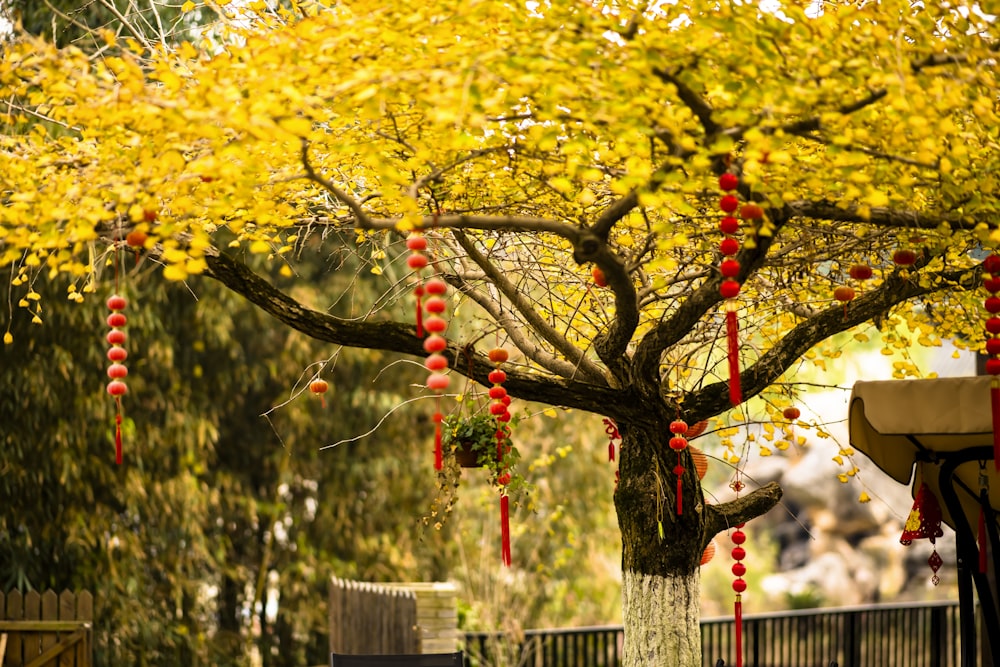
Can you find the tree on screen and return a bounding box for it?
[2,1,999,664]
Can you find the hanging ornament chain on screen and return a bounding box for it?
[488,343,513,567]
[717,172,744,406]
[729,473,748,667]
[106,239,129,465]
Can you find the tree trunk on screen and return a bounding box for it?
[615,422,782,667]
[615,422,707,667]
[622,570,701,665]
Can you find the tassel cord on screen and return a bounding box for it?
[726,308,742,405]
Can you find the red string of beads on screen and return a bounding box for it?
[718,172,743,406]
[106,294,128,464]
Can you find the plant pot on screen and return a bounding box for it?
[454,441,482,468]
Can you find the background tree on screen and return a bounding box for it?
[2,1,999,665]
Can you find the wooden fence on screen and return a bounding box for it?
[329,577,419,655]
[0,590,93,667]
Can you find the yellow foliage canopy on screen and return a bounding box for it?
[1,0,998,417]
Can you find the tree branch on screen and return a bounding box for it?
[652,67,719,136]
[201,250,627,415]
[785,200,977,231]
[451,231,607,383]
[683,261,981,421]
[704,481,783,544]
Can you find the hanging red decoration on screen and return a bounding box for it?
[669,419,688,515]
[783,406,800,442]
[900,481,945,584]
[700,540,716,566]
[489,347,513,566]
[310,378,329,408]
[689,446,708,480]
[849,264,873,281]
[893,248,917,266]
[106,294,128,465]
[731,522,748,667]
[833,285,855,319]
[417,266,451,471]
[982,253,1000,470]
[717,171,743,406]
[407,233,428,338]
[592,266,608,288]
[603,417,621,462]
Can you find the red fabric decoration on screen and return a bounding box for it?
[603,418,620,462]
[500,495,511,566]
[900,482,945,584]
[726,308,742,405]
[433,412,443,471]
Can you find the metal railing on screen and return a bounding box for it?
[463,600,961,667]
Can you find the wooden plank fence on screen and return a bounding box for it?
[0,590,93,667]
[329,577,419,655]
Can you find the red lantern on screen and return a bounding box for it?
[849,264,873,281]
[310,379,329,408]
[700,540,716,566]
[834,285,855,319]
[893,249,917,266]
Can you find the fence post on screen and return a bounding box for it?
[930,604,944,667]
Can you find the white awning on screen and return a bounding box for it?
[849,376,1000,531]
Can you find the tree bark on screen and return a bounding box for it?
[622,570,701,665]
[615,424,782,667]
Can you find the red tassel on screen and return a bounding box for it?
[992,382,1000,471]
[676,475,683,515]
[734,597,743,667]
[115,410,123,465]
[433,412,443,471]
[500,495,511,566]
[980,506,988,574]
[414,286,425,339]
[608,442,615,462]
[726,308,742,405]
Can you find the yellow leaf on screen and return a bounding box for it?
[163,264,188,281]
[181,0,196,12]
[279,117,313,137]
[3,332,12,344]
[543,408,558,418]
[370,265,383,275]
[859,492,871,503]
[279,264,293,277]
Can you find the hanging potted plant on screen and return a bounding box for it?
[441,412,521,473]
